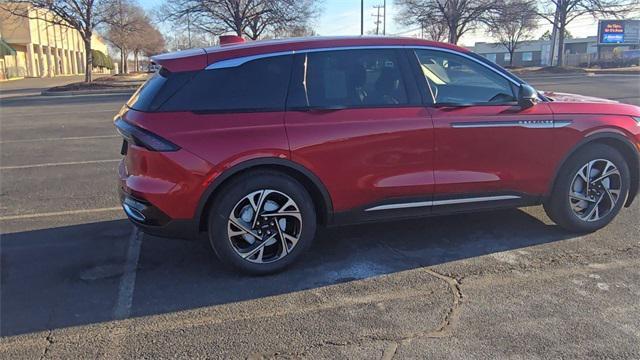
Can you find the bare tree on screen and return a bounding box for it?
[0,0,108,82]
[394,0,499,44]
[420,20,448,42]
[164,31,212,51]
[266,24,317,39]
[131,22,166,71]
[160,0,320,41]
[244,0,318,40]
[103,0,146,73]
[539,28,572,40]
[538,0,638,66]
[488,0,538,66]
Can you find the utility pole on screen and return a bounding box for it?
[373,5,383,35]
[187,11,192,48]
[382,0,386,35]
[361,0,364,35]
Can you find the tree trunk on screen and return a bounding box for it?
[124,50,129,73]
[448,27,458,44]
[509,50,514,66]
[556,23,566,67]
[120,48,125,74]
[84,37,92,83]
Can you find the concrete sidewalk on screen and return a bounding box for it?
[0,75,109,99]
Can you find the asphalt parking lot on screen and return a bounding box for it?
[1,73,639,359]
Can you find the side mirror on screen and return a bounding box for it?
[518,84,538,109]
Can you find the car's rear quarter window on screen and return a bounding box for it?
[159,55,293,113]
[127,68,195,112]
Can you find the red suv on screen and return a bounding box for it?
[116,36,640,274]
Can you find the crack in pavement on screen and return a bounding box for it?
[377,240,464,337]
[381,341,399,360]
[38,330,53,360]
[257,241,466,359]
[373,240,465,360]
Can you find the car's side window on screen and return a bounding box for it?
[288,49,409,109]
[414,49,517,105]
[160,55,293,112]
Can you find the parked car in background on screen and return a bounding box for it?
[115,36,640,274]
[147,63,161,73]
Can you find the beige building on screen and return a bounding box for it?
[0,4,108,80]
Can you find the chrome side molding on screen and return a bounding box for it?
[364,195,521,212]
[451,120,572,129]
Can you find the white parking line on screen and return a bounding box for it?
[0,207,122,221]
[1,109,117,117]
[113,227,143,320]
[0,135,119,144]
[0,159,120,170]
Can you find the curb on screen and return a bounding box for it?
[584,70,640,75]
[41,88,136,96]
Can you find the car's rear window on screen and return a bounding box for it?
[128,55,293,113]
[126,68,196,112]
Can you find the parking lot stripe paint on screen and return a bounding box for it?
[1,109,116,117]
[0,135,119,144]
[0,159,120,170]
[113,227,143,320]
[0,207,122,221]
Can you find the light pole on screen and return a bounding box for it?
[361,0,364,35]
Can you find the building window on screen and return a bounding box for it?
[504,53,511,62]
[485,53,497,62]
[522,52,533,62]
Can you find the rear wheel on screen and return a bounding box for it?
[544,144,630,233]
[207,171,317,274]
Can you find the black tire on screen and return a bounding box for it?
[207,170,317,275]
[544,143,630,233]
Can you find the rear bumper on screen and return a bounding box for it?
[119,188,198,240]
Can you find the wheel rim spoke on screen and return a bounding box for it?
[591,168,619,185]
[569,192,595,203]
[604,186,617,207]
[241,234,276,260]
[229,216,261,238]
[227,189,303,264]
[274,217,290,257]
[248,190,268,228]
[569,158,622,223]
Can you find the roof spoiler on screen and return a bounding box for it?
[150,48,207,72]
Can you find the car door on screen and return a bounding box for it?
[284,48,435,220]
[411,48,555,209]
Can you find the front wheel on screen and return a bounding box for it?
[207,171,317,275]
[544,144,630,233]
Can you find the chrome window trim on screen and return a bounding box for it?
[364,195,521,212]
[204,45,522,86]
[206,50,295,69]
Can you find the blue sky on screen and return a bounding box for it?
[137,0,601,46]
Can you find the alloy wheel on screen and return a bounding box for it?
[227,190,302,264]
[568,159,622,222]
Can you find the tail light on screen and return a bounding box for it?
[115,118,180,152]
